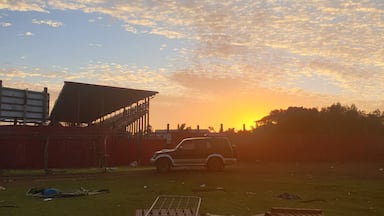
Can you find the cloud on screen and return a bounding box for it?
[32,19,63,27]
[170,69,249,97]
[0,67,68,78]
[88,43,102,47]
[77,62,185,94]
[25,31,34,36]
[0,21,11,27]
[127,19,155,27]
[1,63,174,94]
[88,16,102,23]
[47,0,101,11]
[0,0,47,12]
[160,44,167,51]
[150,28,185,39]
[121,24,137,34]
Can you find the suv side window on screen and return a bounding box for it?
[181,140,207,151]
[211,138,231,155]
[179,140,195,151]
[195,140,207,151]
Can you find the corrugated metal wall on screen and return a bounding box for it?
[0,125,167,169]
[1,125,383,169]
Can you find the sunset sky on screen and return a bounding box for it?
[0,0,383,131]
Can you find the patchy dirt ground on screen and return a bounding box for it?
[1,163,383,216]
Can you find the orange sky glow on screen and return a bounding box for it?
[1,1,383,131]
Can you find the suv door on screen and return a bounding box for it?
[172,139,207,166]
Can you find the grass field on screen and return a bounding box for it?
[1,162,383,216]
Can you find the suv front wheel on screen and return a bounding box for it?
[156,158,171,172]
[207,157,224,171]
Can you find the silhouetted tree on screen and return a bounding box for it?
[178,123,191,131]
[254,103,384,135]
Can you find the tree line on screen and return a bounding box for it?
[226,103,384,161]
[254,103,384,135]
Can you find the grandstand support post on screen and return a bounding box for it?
[42,87,49,124]
[137,133,143,165]
[76,91,81,125]
[145,97,149,134]
[102,134,109,172]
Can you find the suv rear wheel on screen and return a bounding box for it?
[207,157,224,171]
[156,158,171,172]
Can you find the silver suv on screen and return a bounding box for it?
[150,137,237,172]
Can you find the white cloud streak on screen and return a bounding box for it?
[32,19,63,27]
[0,21,11,27]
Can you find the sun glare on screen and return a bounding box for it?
[226,112,261,131]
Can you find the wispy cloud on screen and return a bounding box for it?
[0,62,176,93]
[150,28,185,39]
[25,31,34,36]
[160,44,167,51]
[0,21,11,27]
[32,19,63,27]
[88,16,102,23]
[77,62,183,94]
[121,24,137,34]
[0,0,47,12]
[88,43,102,47]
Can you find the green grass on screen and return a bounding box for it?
[1,163,383,216]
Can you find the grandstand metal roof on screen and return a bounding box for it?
[50,81,158,123]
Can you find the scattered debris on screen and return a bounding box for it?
[0,204,18,208]
[277,192,326,203]
[300,198,327,203]
[104,167,117,172]
[278,192,301,200]
[246,191,257,196]
[0,200,18,208]
[130,161,138,167]
[192,184,225,192]
[193,187,225,192]
[26,187,109,199]
[28,188,61,198]
[264,207,323,216]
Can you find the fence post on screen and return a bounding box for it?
[44,136,49,174]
